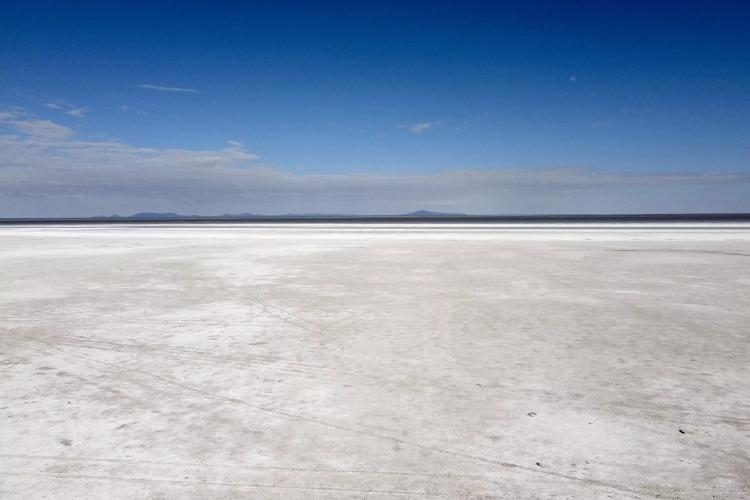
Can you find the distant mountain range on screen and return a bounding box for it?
[93,210,468,219]
[6,212,749,224]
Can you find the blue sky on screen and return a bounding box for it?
[1,1,749,215]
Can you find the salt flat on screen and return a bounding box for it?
[1,223,748,499]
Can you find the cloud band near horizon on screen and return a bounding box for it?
[1,110,749,217]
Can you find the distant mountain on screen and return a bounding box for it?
[95,212,230,219]
[400,210,467,217]
[131,212,183,219]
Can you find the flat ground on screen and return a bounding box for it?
[0,223,748,499]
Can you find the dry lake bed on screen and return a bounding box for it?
[1,223,749,499]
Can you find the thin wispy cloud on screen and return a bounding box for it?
[43,100,89,118]
[140,83,198,93]
[401,121,441,134]
[2,110,749,217]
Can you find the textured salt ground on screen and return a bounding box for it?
[1,223,749,499]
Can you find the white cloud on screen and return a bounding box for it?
[403,121,441,134]
[1,111,748,216]
[2,111,74,141]
[140,83,198,93]
[66,107,89,118]
[569,76,577,83]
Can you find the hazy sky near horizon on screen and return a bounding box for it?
[1,0,749,216]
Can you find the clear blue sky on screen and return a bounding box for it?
[1,1,749,215]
